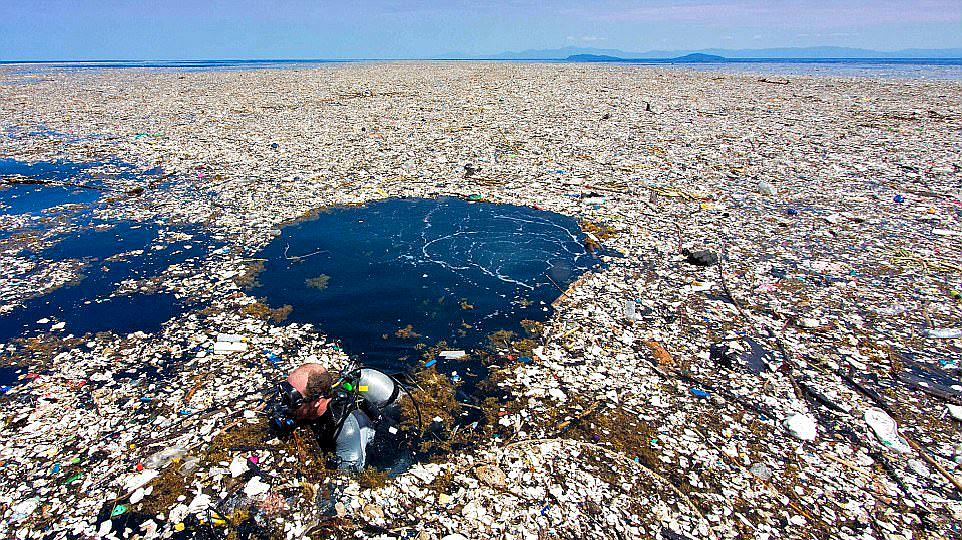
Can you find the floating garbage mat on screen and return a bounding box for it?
[252,197,600,373]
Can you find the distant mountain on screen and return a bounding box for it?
[483,46,649,60]
[565,54,625,62]
[470,45,962,60]
[671,53,726,62]
[566,52,727,63]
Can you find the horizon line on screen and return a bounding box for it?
[3,55,962,64]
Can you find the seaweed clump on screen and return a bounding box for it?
[357,467,389,489]
[394,324,421,339]
[486,329,537,358]
[399,366,460,432]
[240,299,293,323]
[241,300,271,320]
[269,304,293,323]
[486,330,516,350]
[233,260,265,289]
[136,466,189,516]
[398,363,482,458]
[305,274,330,290]
[579,220,617,252]
[520,319,544,338]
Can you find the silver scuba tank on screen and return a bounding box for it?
[357,368,405,410]
[334,368,406,471]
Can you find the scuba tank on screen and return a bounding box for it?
[331,368,408,471]
[357,368,404,413]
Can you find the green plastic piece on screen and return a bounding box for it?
[342,382,354,392]
[111,505,127,517]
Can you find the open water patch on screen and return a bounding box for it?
[253,197,599,374]
[0,221,208,343]
[0,158,208,343]
[0,159,105,216]
[0,365,22,394]
[0,158,160,228]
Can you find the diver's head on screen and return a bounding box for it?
[286,363,334,420]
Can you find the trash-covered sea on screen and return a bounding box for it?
[1,62,961,540]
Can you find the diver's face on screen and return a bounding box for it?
[295,397,332,420]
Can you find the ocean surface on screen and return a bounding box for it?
[1,58,960,79]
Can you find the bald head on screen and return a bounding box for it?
[287,363,333,420]
[288,363,332,399]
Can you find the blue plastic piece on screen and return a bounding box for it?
[690,387,709,398]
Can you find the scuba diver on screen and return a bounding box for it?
[267,362,412,471]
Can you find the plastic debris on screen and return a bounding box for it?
[244,476,271,497]
[864,408,911,453]
[10,498,39,522]
[925,328,962,339]
[749,463,772,481]
[757,181,777,196]
[949,404,962,421]
[783,413,817,441]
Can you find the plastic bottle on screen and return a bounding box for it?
[143,446,188,469]
[926,328,962,339]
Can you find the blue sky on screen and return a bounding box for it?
[1,0,960,60]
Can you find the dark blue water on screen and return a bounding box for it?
[0,221,204,342]
[0,184,100,215]
[253,197,596,372]
[0,159,104,215]
[0,366,21,394]
[0,158,160,216]
[1,159,208,343]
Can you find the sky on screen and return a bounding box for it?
[1,0,960,60]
